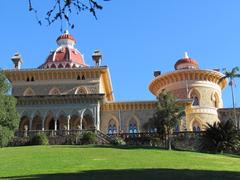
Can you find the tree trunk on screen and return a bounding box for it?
[230,81,238,129]
[168,134,172,150]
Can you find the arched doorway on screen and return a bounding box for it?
[32,115,42,130]
[81,110,94,130]
[48,118,59,130]
[19,116,30,131]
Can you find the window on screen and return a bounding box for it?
[129,120,138,133]
[23,88,35,96]
[65,63,70,68]
[75,87,87,94]
[192,121,201,132]
[58,64,63,68]
[108,120,117,134]
[49,88,61,95]
[50,64,56,68]
[192,96,199,106]
[212,92,219,108]
[190,90,200,106]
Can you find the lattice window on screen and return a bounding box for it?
[129,119,138,133]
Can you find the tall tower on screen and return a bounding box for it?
[149,53,227,131]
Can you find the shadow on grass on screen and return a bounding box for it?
[3,168,240,180]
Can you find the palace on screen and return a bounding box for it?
[3,31,237,134]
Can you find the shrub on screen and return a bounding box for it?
[0,125,14,147]
[31,133,49,145]
[9,137,30,146]
[200,120,239,153]
[81,132,97,145]
[66,134,81,145]
[112,137,126,146]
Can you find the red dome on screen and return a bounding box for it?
[45,47,86,65]
[57,33,76,44]
[174,53,199,70]
[38,31,87,69]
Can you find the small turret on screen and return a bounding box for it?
[11,52,23,70]
[92,50,102,67]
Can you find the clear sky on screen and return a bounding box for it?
[0,0,240,107]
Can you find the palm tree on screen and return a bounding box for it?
[219,67,240,129]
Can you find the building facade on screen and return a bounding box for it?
[4,31,229,134]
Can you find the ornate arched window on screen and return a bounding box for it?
[23,87,35,96]
[58,64,64,68]
[75,87,87,94]
[212,92,219,108]
[192,121,201,132]
[129,119,138,133]
[49,88,61,95]
[65,63,70,68]
[108,119,117,134]
[50,64,56,68]
[190,90,200,106]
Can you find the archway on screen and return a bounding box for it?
[191,120,201,132]
[81,109,94,130]
[32,115,42,130]
[19,116,30,131]
[189,89,200,106]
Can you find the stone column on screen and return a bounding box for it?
[41,118,45,131]
[67,115,71,131]
[29,118,32,131]
[67,115,71,135]
[96,103,100,130]
[54,120,57,131]
[80,116,83,130]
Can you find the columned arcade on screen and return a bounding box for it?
[17,94,102,132]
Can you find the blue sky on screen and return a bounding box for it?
[0,0,240,107]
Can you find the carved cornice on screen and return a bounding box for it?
[101,101,156,111]
[149,69,227,96]
[3,66,114,102]
[186,106,218,115]
[101,99,192,111]
[16,94,104,106]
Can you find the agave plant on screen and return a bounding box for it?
[200,121,239,153]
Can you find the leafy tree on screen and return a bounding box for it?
[28,0,109,31]
[144,90,184,150]
[200,120,240,153]
[219,67,240,129]
[0,71,19,147]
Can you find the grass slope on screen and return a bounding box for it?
[0,145,240,180]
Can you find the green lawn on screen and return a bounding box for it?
[0,145,240,180]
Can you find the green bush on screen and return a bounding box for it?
[112,137,126,146]
[31,133,49,145]
[81,132,97,145]
[0,125,14,147]
[200,121,239,153]
[66,134,81,145]
[9,137,30,146]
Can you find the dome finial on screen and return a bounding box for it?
[184,52,189,59]
[64,29,69,34]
